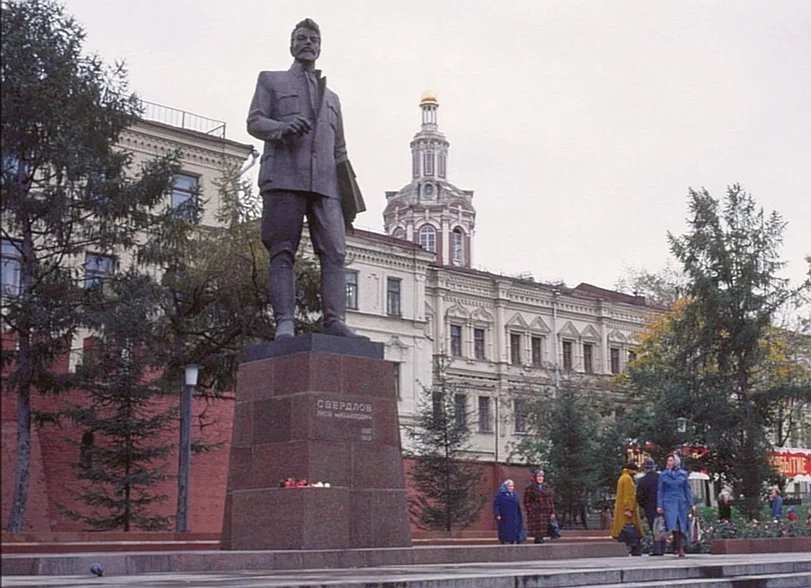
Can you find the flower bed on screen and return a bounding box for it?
[638,506,811,555]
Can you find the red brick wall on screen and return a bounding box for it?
[1,377,235,533]
[3,337,530,536]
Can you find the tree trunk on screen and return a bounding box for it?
[7,227,36,533]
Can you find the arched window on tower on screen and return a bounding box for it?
[418,225,436,253]
[438,151,447,178]
[424,150,434,176]
[412,150,419,178]
[452,227,465,266]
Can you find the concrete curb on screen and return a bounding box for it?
[1,541,626,576]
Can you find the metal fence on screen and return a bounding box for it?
[139,100,226,138]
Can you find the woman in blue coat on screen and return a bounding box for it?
[657,453,694,557]
[493,479,523,544]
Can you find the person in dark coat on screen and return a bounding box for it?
[493,479,523,544]
[657,453,693,557]
[637,458,664,555]
[717,491,732,522]
[523,469,556,544]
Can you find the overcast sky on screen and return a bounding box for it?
[61,0,810,294]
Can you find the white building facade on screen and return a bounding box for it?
[346,95,659,460]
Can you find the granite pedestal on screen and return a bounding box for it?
[221,334,411,550]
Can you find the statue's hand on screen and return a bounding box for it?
[282,115,313,138]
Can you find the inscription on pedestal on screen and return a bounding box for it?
[314,397,376,442]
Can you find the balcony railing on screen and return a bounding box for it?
[139,100,226,138]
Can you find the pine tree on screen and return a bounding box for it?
[624,185,810,518]
[1,0,177,532]
[65,272,174,531]
[510,376,601,528]
[406,357,484,532]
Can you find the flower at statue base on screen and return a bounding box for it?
[279,477,330,488]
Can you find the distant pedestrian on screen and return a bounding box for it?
[601,504,613,530]
[493,479,523,544]
[787,507,798,522]
[637,458,664,555]
[611,462,643,555]
[657,453,693,557]
[769,488,783,520]
[717,491,732,523]
[524,469,556,544]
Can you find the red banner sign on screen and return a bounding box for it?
[770,449,811,477]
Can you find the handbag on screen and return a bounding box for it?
[652,514,668,542]
[547,518,561,539]
[689,514,702,543]
[618,523,639,548]
[518,525,527,544]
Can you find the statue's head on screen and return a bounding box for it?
[290,18,321,64]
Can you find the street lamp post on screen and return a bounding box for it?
[176,364,199,533]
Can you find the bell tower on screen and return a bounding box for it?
[383,92,476,268]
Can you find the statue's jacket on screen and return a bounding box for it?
[247,62,347,199]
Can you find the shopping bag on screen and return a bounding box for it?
[689,515,702,543]
[547,518,562,539]
[652,514,668,542]
[618,523,639,548]
[517,525,527,544]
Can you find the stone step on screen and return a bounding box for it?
[593,573,811,588]
[1,555,809,587]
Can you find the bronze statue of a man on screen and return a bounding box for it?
[247,18,361,339]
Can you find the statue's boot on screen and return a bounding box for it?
[269,267,296,339]
[321,267,362,337]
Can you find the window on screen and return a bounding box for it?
[424,149,434,176]
[454,393,467,430]
[628,350,637,364]
[393,362,401,400]
[450,324,462,357]
[610,347,621,374]
[1,239,21,297]
[473,328,486,360]
[171,173,199,221]
[418,225,436,252]
[562,340,573,371]
[531,336,543,367]
[514,399,528,433]
[452,228,464,266]
[84,253,115,289]
[478,396,492,433]
[345,271,358,310]
[510,333,521,365]
[438,151,447,178]
[392,227,406,239]
[583,343,594,374]
[412,150,419,177]
[386,277,401,316]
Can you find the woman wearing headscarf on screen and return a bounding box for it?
[493,479,523,544]
[657,453,693,557]
[523,469,556,544]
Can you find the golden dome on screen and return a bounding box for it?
[420,90,438,106]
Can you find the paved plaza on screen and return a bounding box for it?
[2,552,809,587]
